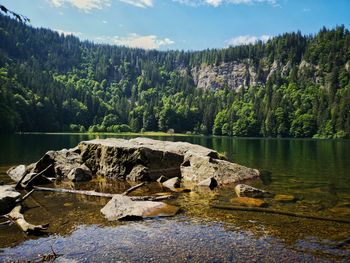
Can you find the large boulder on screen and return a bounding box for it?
[8,138,260,185]
[79,138,260,184]
[101,195,179,220]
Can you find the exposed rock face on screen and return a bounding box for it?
[191,61,258,91]
[234,184,273,198]
[101,195,179,221]
[0,185,21,215]
[7,138,260,185]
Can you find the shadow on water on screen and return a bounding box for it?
[0,134,350,261]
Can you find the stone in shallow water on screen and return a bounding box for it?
[162,177,180,189]
[101,195,179,221]
[231,197,268,208]
[197,177,218,189]
[234,184,273,198]
[274,194,297,203]
[0,185,21,215]
[7,165,26,182]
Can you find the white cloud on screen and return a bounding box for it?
[55,29,83,36]
[119,0,154,8]
[102,20,108,23]
[95,33,175,50]
[173,0,278,7]
[225,35,272,46]
[49,0,111,12]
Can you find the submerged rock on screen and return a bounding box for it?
[0,185,21,215]
[274,194,297,203]
[231,197,268,208]
[101,195,179,220]
[234,184,273,198]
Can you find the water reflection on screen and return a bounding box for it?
[0,134,350,261]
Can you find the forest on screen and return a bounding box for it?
[0,14,349,138]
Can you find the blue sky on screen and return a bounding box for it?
[2,0,350,50]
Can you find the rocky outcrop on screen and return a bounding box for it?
[191,61,258,91]
[7,138,260,185]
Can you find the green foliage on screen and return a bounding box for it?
[0,15,349,138]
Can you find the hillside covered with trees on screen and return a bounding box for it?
[0,15,349,138]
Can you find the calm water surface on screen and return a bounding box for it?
[0,134,350,262]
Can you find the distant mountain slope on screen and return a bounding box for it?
[0,15,349,138]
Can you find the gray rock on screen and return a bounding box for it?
[0,185,21,215]
[156,175,168,183]
[162,177,180,189]
[23,138,260,185]
[67,164,92,182]
[101,195,179,221]
[234,184,274,198]
[126,165,149,181]
[197,177,218,189]
[7,165,26,182]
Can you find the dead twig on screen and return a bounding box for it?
[122,182,146,196]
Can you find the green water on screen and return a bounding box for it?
[0,134,350,262]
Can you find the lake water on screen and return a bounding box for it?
[0,134,350,262]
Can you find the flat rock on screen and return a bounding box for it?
[7,165,26,182]
[274,194,297,203]
[234,184,273,198]
[156,175,168,183]
[101,195,179,221]
[0,185,21,215]
[231,197,268,207]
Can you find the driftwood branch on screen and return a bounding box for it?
[5,205,49,233]
[33,186,173,201]
[15,164,53,190]
[0,220,11,226]
[210,204,350,224]
[122,182,145,195]
[15,189,35,204]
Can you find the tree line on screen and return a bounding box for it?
[0,14,349,138]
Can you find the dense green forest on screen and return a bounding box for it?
[0,14,349,138]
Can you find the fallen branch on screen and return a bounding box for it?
[33,186,173,201]
[15,164,53,190]
[15,189,35,204]
[210,204,350,224]
[5,205,49,233]
[0,220,11,226]
[122,182,145,195]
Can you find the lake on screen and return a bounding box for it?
[1,134,350,262]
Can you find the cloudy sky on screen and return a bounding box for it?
[2,0,350,50]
